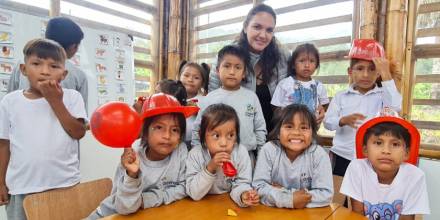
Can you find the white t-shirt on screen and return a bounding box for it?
[271,77,329,113]
[185,95,203,143]
[0,89,87,194]
[340,159,430,218]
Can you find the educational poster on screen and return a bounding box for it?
[0,31,12,44]
[0,45,14,59]
[0,61,13,74]
[97,74,108,85]
[98,34,109,46]
[115,70,124,80]
[0,12,12,25]
[95,62,107,73]
[116,82,125,94]
[0,77,9,92]
[95,48,107,59]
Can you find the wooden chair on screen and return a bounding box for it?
[23,178,112,220]
[332,175,346,205]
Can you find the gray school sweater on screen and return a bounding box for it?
[87,143,187,219]
[185,144,252,207]
[252,141,333,209]
[191,87,267,151]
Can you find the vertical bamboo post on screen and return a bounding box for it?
[352,0,361,39]
[359,0,378,39]
[385,0,406,92]
[189,0,198,62]
[49,0,60,17]
[377,0,387,45]
[401,0,418,120]
[167,0,185,80]
[159,0,170,81]
[150,0,161,94]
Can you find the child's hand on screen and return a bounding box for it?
[206,152,230,174]
[241,189,260,206]
[121,148,140,178]
[39,80,63,103]
[292,189,312,209]
[0,184,9,206]
[339,113,366,128]
[372,58,392,81]
[315,105,325,124]
[132,96,146,114]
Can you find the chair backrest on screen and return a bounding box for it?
[23,178,112,220]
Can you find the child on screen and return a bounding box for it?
[253,104,333,209]
[87,93,198,219]
[340,117,430,219]
[0,39,87,220]
[186,103,259,207]
[8,17,88,110]
[192,45,267,162]
[178,61,210,146]
[271,43,329,124]
[323,39,402,177]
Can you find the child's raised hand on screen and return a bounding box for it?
[39,80,63,103]
[0,184,8,206]
[372,57,392,81]
[292,189,312,209]
[339,113,366,129]
[121,148,140,178]
[315,105,325,124]
[206,152,230,174]
[241,189,260,206]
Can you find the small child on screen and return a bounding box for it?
[192,45,266,162]
[324,39,402,177]
[271,43,329,124]
[186,103,259,207]
[87,93,198,219]
[340,117,430,219]
[0,38,87,220]
[155,79,187,106]
[178,61,210,146]
[253,104,333,209]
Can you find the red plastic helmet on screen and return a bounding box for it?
[141,93,199,120]
[355,116,420,165]
[348,39,385,61]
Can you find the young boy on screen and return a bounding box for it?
[323,39,402,177]
[0,39,87,220]
[191,45,266,162]
[8,17,88,110]
[340,117,430,219]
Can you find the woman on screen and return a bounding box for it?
[208,4,289,132]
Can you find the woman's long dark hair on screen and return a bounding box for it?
[236,4,281,85]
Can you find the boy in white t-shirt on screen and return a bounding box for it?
[340,117,430,220]
[0,39,87,220]
[271,43,329,124]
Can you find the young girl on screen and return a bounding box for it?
[87,93,198,219]
[271,43,329,124]
[178,61,210,146]
[252,104,333,209]
[185,103,259,207]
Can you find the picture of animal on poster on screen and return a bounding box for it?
[0,11,12,25]
[98,34,109,46]
[0,62,13,74]
[0,45,14,59]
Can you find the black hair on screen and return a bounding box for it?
[268,104,318,141]
[288,43,320,77]
[349,58,382,87]
[216,44,248,73]
[178,60,210,93]
[236,3,281,85]
[23,38,66,63]
[45,17,84,50]
[140,113,186,148]
[156,79,187,105]
[363,122,411,150]
[199,103,240,147]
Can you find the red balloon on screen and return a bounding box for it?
[90,102,142,148]
[222,161,237,177]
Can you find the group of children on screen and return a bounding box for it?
[0,35,430,220]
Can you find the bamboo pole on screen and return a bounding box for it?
[49,0,60,17]
[359,0,378,39]
[150,0,161,94]
[167,0,184,80]
[385,0,406,92]
[377,0,387,44]
[189,0,198,62]
[400,0,418,120]
[352,0,361,39]
[159,0,169,81]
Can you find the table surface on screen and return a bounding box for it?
[101,194,343,220]
[325,205,368,220]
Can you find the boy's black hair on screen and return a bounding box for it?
[156,79,187,105]
[140,113,186,148]
[23,38,66,63]
[268,104,318,141]
[288,43,320,77]
[200,103,240,147]
[216,45,248,74]
[363,122,411,150]
[45,17,84,50]
[178,60,210,93]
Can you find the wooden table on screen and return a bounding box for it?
[326,206,368,220]
[101,194,341,220]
